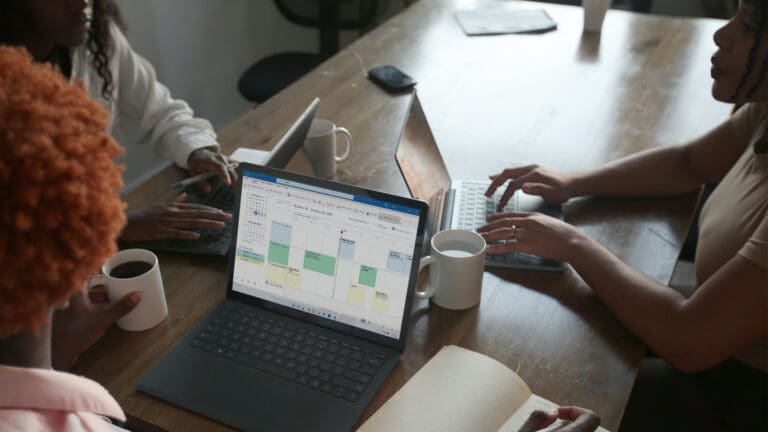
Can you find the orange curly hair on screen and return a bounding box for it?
[0,46,126,338]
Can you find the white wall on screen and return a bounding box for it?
[115,0,405,190]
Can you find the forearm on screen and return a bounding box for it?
[566,146,703,199]
[565,231,700,369]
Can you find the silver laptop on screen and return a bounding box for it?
[395,92,563,271]
[139,163,428,431]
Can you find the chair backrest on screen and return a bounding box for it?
[274,0,379,56]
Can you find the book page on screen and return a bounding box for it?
[499,394,610,432]
[358,345,532,432]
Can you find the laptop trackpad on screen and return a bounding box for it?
[139,346,357,431]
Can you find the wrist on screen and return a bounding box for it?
[562,175,583,199]
[563,227,593,264]
[185,146,215,170]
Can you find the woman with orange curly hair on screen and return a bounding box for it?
[0,46,132,430]
[0,0,234,243]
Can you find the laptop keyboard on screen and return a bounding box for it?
[163,184,236,253]
[188,305,389,403]
[204,183,236,211]
[455,181,516,231]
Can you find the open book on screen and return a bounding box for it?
[359,345,608,432]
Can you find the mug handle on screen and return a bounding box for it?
[86,274,112,304]
[333,127,352,162]
[415,256,435,299]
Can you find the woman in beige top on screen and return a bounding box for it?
[479,1,766,430]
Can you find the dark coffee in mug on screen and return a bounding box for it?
[110,260,153,279]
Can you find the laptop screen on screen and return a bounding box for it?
[231,169,422,340]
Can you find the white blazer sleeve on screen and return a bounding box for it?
[110,24,219,168]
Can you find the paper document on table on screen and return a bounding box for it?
[229,147,270,165]
[456,7,557,35]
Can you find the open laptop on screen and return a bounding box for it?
[395,92,563,271]
[138,163,428,431]
[125,98,320,256]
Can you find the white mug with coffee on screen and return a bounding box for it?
[416,229,486,310]
[303,118,352,179]
[89,248,168,331]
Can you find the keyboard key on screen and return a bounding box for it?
[344,390,360,403]
[344,370,372,385]
[197,331,218,342]
[331,375,365,393]
[364,357,383,367]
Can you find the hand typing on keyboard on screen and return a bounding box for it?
[485,164,574,211]
[476,211,581,262]
[121,192,232,242]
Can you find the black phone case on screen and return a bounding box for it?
[368,65,416,93]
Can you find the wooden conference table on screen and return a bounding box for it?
[74,1,731,431]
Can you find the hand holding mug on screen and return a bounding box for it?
[87,248,168,332]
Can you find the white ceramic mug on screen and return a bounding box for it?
[582,0,611,33]
[303,118,352,179]
[89,249,168,331]
[416,229,486,310]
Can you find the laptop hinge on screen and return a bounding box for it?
[442,188,456,230]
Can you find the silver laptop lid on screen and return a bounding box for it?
[262,97,319,169]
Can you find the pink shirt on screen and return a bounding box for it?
[0,365,127,431]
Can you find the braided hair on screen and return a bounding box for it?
[734,0,767,100]
[735,0,768,154]
[87,0,123,102]
[0,0,124,102]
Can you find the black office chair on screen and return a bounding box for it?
[238,0,379,103]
